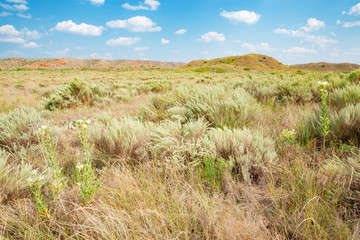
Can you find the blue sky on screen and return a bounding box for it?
[0,0,360,64]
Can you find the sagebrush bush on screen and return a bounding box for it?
[0,106,48,152]
[90,118,150,162]
[277,81,313,103]
[329,84,360,108]
[331,103,360,145]
[135,80,172,94]
[205,127,277,183]
[349,69,360,83]
[184,86,260,128]
[45,78,110,111]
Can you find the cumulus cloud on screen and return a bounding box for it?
[175,29,187,35]
[0,24,21,35]
[0,11,12,17]
[273,28,305,37]
[5,0,27,3]
[25,30,41,39]
[337,20,360,28]
[300,18,325,32]
[301,35,338,48]
[106,37,141,46]
[54,20,104,36]
[282,47,317,54]
[23,41,39,48]
[0,3,28,11]
[106,16,161,32]
[274,18,336,48]
[346,3,360,16]
[134,46,149,51]
[220,10,261,24]
[45,48,70,56]
[17,13,31,18]
[200,32,225,42]
[241,42,274,52]
[122,0,160,11]
[161,38,170,44]
[89,0,104,5]
[0,37,25,43]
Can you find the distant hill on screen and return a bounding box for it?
[185,54,293,72]
[291,62,360,72]
[0,58,186,70]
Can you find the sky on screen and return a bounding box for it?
[0,0,360,65]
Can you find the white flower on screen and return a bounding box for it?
[82,124,88,129]
[41,125,47,130]
[317,81,328,86]
[31,169,38,175]
[39,175,45,181]
[86,119,91,125]
[27,177,35,184]
[76,163,84,170]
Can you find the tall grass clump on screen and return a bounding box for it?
[90,117,150,162]
[206,127,277,183]
[45,78,110,111]
[184,86,260,129]
[0,106,47,152]
[329,84,360,109]
[0,149,35,203]
[331,103,360,146]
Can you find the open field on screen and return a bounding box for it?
[1,67,360,239]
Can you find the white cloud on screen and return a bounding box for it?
[161,38,170,44]
[25,30,41,39]
[17,13,31,18]
[341,21,360,28]
[302,35,338,48]
[106,37,141,46]
[0,3,28,11]
[0,24,21,35]
[106,16,161,32]
[282,47,317,54]
[0,37,25,43]
[90,52,112,59]
[54,20,104,36]
[134,46,149,51]
[5,0,27,3]
[273,28,305,37]
[0,11,13,17]
[200,32,225,42]
[175,29,187,35]
[122,0,160,11]
[300,18,325,32]
[202,51,209,55]
[241,42,274,52]
[220,10,261,24]
[347,3,360,16]
[23,41,39,48]
[89,0,104,5]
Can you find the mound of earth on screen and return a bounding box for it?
[0,58,186,70]
[291,62,360,72]
[185,54,292,72]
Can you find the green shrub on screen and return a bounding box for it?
[0,106,48,152]
[277,81,313,103]
[205,127,277,183]
[329,85,360,108]
[184,86,260,129]
[45,78,110,111]
[348,69,360,83]
[136,80,172,94]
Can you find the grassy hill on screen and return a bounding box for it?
[0,58,186,70]
[185,54,293,72]
[291,62,360,72]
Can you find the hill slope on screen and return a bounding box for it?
[185,54,292,72]
[291,62,360,72]
[0,58,186,70]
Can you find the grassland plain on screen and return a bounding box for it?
[1,67,360,239]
